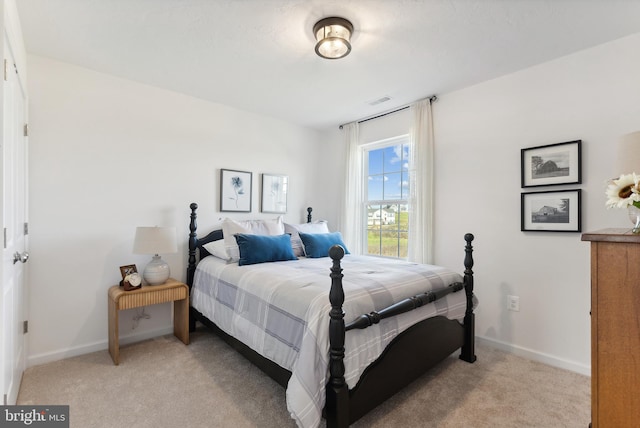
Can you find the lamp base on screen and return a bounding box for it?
[143,254,171,285]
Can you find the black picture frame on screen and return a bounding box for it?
[220,169,252,212]
[521,140,582,188]
[521,189,581,232]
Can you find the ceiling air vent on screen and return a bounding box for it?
[368,96,391,106]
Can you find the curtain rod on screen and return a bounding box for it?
[338,95,437,129]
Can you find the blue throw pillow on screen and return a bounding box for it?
[298,232,350,258]
[235,233,298,266]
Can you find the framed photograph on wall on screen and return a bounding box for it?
[521,140,581,188]
[261,174,288,213]
[521,189,581,232]
[220,169,252,212]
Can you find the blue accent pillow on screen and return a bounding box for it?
[235,233,298,266]
[298,232,350,258]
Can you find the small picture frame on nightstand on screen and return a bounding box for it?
[119,264,142,291]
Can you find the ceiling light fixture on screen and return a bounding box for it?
[313,17,353,59]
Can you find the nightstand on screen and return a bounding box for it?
[108,278,189,365]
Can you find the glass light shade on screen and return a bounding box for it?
[133,226,177,285]
[615,131,640,176]
[313,17,353,59]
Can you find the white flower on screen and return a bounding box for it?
[606,173,640,209]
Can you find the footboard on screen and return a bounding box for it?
[326,234,476,427]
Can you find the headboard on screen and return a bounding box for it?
[186,203,313,287]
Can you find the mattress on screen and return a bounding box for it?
[191,254,471,428]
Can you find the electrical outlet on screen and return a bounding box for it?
[507,295,520,312]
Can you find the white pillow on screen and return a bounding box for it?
[202,239,231,261]
[284,221,329,257]
[222,216,285,261]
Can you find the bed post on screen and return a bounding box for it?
[326,245,349,428]
[187,203,198,287]
[460,233,477,363]
[187,203,198,332]
[307,207,313,223]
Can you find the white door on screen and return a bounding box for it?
[1,39,28,405]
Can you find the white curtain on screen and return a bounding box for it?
[340,122,364,254]
[407,99,434,264]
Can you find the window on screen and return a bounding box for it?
[364,136,409,258]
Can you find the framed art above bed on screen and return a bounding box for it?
[220,169,252,212]
[261,173,288,213]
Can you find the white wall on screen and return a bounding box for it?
[26,55,323,365]
[319,33,640,375]
[27,32,640,374]
[432,33,640,374]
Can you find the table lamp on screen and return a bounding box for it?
[615,131,640,176]
[133,226,178,285]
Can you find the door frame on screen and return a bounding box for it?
[0,0,29,405]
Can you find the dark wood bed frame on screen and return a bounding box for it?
[186,203,476,427]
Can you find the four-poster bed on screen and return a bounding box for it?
[186,203,476,427]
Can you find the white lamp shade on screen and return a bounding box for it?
[616,131,640,176]
[133,226,177,255]
[133,226,177,285]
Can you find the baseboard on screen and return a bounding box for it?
[27,326,174,368]
[27,330,590,376]
[477,336,591,377]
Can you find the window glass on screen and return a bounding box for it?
[365,137,409,258]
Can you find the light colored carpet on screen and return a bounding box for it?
[18,327,590,427]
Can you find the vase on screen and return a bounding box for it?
[628,205,640,234]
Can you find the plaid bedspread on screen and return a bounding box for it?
[191,254,471,428]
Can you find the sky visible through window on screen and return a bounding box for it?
[368,144,409,201]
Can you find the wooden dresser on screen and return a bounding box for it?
[582,229,640,427]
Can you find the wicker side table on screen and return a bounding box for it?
[108,278,189,365]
